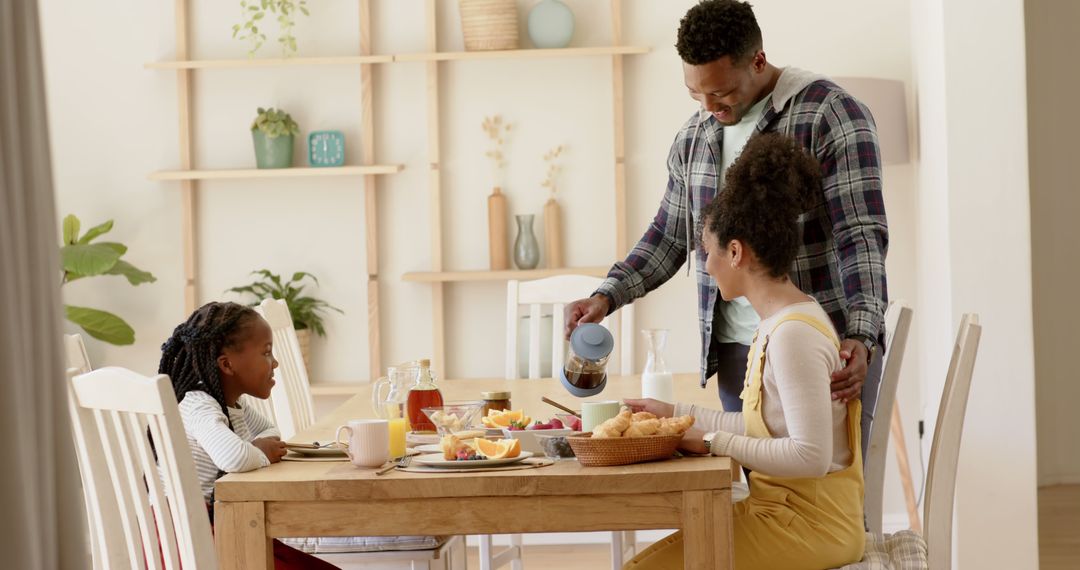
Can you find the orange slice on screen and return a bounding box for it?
[480,409,531,428]
[472,438,521,459]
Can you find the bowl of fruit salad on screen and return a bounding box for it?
[422,402,484,435]
[501,417,579,454]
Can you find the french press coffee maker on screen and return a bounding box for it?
[559,323,615,398]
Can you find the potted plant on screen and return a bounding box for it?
[251,107,299,169]
[227,270,342,371]
[60,214,157,345]
[233,0,310,57]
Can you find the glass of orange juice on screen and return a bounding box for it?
[388,416,407,458]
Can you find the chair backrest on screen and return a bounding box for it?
[864,301,914,536]
[923,314,982,570]
[65,333,93,374]
[505,275,635,380]
[67,366,217,570]
[255,298,315,439]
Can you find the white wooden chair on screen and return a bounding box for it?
[837,314,982,570]
[254,298,316,440]
[67,366,218,569]
[864,301,914,536]
[506,274,634,380]
[500,275,637,570]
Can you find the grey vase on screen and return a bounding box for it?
[528,0,575,49]
[514,214,541,270]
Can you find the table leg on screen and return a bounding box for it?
[682,489,733,569]
[214,501,272,570]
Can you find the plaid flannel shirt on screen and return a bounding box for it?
[597,69,889,388]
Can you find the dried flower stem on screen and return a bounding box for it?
[541,144,566,198]
[481,114,512,187]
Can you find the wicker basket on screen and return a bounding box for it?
[458,0,519,51]
[567,433,683,467]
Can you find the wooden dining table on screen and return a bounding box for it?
[213,374,734,569]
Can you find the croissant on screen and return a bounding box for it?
[592,408,632,438]
[631,411,658,422]
[656,415,695,436]
[623,418,661,437]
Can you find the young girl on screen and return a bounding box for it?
[625,133,865,569]
[159,301,339,569]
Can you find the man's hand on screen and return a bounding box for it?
[830,339,869,403]
[252,436,287,463]
[622,398,675,419]
[563,294,611,340]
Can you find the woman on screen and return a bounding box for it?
[625,133,865,569]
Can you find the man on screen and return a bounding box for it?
[564,0,888,455]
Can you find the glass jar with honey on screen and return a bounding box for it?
[481,391,511,416]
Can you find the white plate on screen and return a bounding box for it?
[413,451,533,468]
[286,445,348,457]
[415,443,442,453]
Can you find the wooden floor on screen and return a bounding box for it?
[460,485,1079,569]
[1039,485,1080,570]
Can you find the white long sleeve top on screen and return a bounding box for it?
[178,391,279,502]
[676,301,854,477]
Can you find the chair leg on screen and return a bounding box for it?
[610,531,624,569]
[509,534,523,570]
[479,535,494,570]
[623,530,636,560]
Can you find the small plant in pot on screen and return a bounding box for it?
[227,269,342,372]
[251,107,299,169]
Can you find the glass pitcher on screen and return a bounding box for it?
[559,323,614,398]
[641,329,674,403]
[371,365,418,424]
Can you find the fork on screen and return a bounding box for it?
[375,453,413,476]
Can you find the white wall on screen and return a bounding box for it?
[911,0,1040,567]
[1025,0,1080,488]
[41,0,920,532]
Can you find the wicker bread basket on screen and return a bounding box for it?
[458,0,519,51]
[567,432,683,467]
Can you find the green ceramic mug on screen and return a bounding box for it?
[581,400,621,433]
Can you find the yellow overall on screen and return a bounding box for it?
[625,313,866,570]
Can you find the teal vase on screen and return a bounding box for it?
[514,215,541,270]
[252,130,295,169]
[528,0,574,49]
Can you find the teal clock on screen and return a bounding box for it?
[308,130,345,167]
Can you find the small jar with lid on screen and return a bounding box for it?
[481,391,512,416]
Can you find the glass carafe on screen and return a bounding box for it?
[641,329,674,403]
[560,323,614,398]
[406,359,444,433]
[371,365,417,424]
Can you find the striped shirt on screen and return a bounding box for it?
[596,67,889,388]
[178,391,279,502]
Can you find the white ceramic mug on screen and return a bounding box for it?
[581,400,622,433]
[336,419,390,468]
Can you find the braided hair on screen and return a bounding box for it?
[159,301,260,422]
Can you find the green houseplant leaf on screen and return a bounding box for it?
[59,214,157,345]
[227,269,342,336]
[61,243,122,278]
[65,305,136,345]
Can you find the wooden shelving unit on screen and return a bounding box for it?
[153,0,647,383]
[412,0,644,380]
[402,267,609,283]
[148,165,403,181]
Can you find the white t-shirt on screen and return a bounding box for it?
[714,94,772,345]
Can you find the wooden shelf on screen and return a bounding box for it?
[146,46,650,69]
[392,45,650,62]
[146,55,395,70]
[148,164,404,181]
[402,266,610,283]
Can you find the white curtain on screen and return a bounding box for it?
[0,0,89,567]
